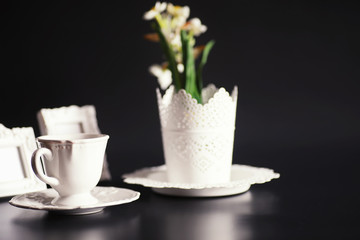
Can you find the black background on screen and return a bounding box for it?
[0,1,360,177]
[2,0,359,176]
[1,1,360,238]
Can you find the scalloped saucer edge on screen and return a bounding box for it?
[123,164,280,197]
[9,186,140,215]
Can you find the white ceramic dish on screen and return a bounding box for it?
[123,164,280,197]
[9,186,140,215]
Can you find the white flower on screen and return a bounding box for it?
[185,18,207,36]
[149,64,172,90]
[177,63,184,73]
[167,3,190,21]
[167,4,189,31]
[170,33,181,48]
[143,2,167,20]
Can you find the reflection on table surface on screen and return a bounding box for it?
[0,187,279,240]
[140,190,278,240]
[0,196,140,240]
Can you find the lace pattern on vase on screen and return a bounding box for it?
[156,85,238,184]
[157,84,238,130]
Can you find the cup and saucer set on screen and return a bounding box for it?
[9,133,140,215]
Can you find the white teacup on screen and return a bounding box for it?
[31,133,109,207]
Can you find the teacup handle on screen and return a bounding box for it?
[31,148,60,186]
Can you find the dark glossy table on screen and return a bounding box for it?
[1,151,359,240]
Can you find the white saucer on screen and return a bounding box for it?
[9,186,140,215]
[123,164,280,197]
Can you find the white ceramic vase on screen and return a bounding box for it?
[157,84,238,184]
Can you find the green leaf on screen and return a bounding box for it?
[196,40,215,93]
[181,30,202,104]
[151,22,183,91]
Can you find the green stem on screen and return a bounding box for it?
[181,30,202,104]
[197,40,215,93]
[152,21,183,91]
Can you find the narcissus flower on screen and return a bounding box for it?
[143,2,167,20]
[144,2,215,103]
[149,64,172,90]
[167,3,190,26]
[184,18,207,36]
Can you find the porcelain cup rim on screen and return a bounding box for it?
[36,133,109,144]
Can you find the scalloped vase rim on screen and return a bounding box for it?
[157,84,238,107]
